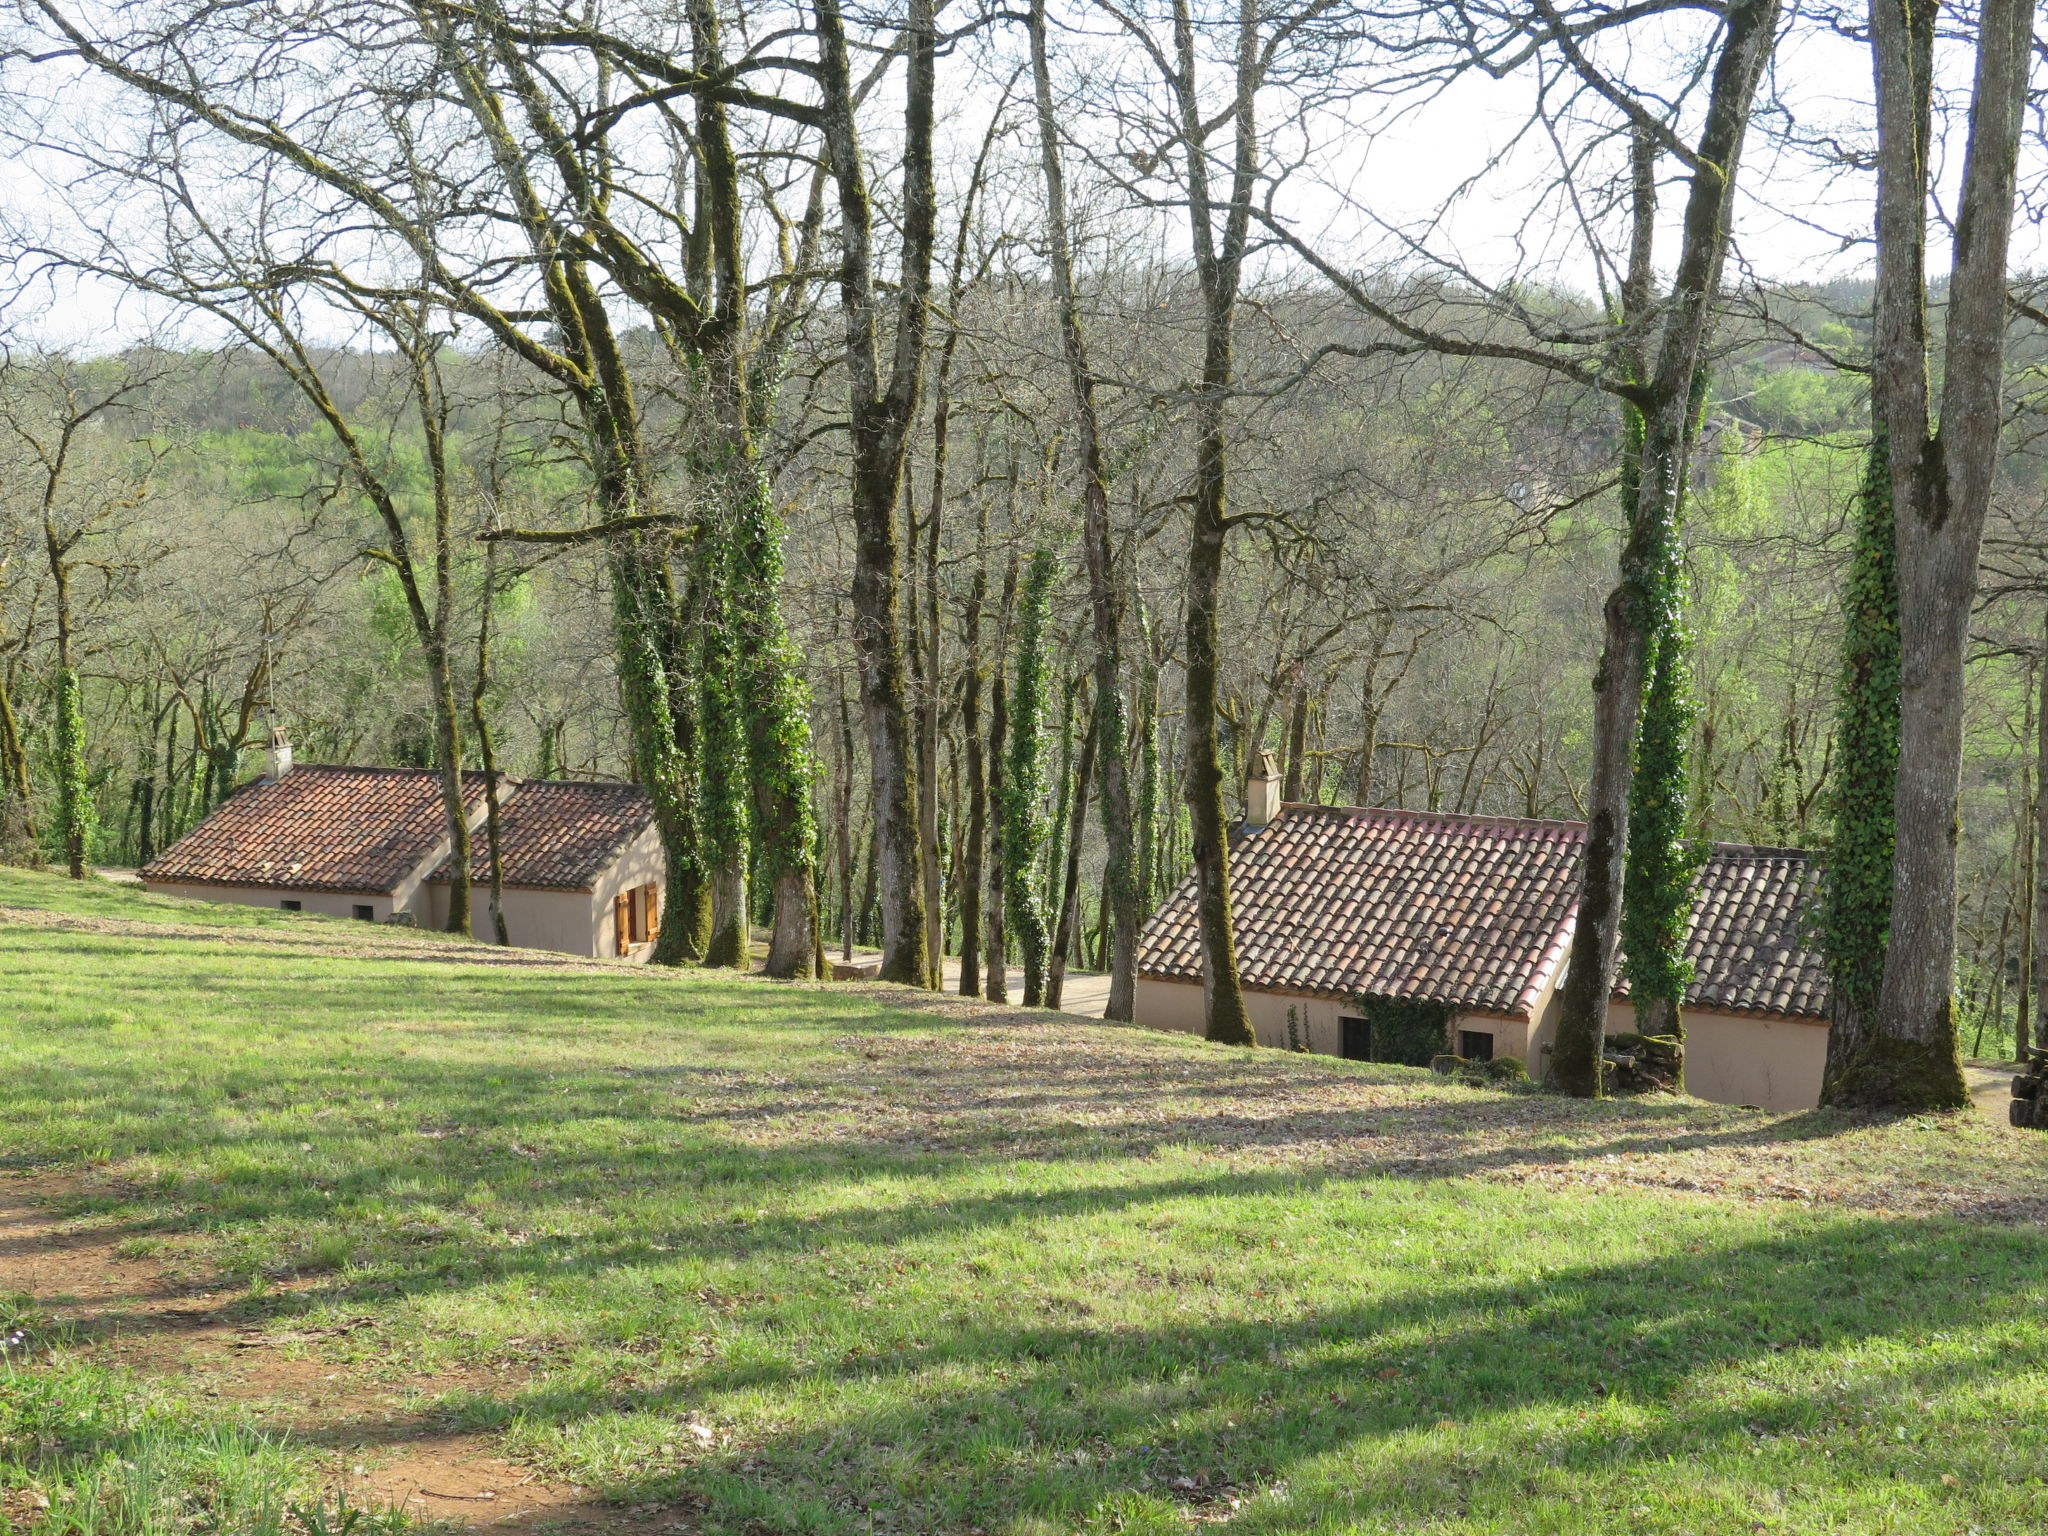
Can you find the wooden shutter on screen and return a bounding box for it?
[614,892,631,954]
[643,884,660,942]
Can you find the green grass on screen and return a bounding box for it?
[2,865,2047,1534]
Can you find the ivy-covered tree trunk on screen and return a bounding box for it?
[698,515,752,971]
[1820,439,1900,1093]
[958,550,988,996]
[730,465,821,980]
[1003,550,1057,1005]
[1621,399,1703,1062]
[1545,0,1778,1096]
[611,541,709,966]
[1846,0,2030,1110]
[53,665,94,879]
[0,676,37,858]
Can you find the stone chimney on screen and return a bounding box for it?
[264,727,294,782]
[1244,749,1282,829]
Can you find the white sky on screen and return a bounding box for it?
[0,10,2026,353]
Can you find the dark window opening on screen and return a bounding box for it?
[353,905,375,922]
[1459,1029,1496,1062]
[1341,998,1455,1066]
[1338,1016,1372,1061]
[280,900,302,912]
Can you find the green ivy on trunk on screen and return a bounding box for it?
[1003,550,1057,1004]
[53,666,95,879]
[1820,437,1901,1095]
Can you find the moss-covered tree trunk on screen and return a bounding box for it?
[958,544,988,996]
[1819,439,1900,1092]
[1621,396,1704,1067]
[698,522,752,970]
[1545,2,1778,1096]
[1003,550,1057,1005]
[1841,0,2030,1110]
[1029,0,1141,1019]
[813,0,937,987]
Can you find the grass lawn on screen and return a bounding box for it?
[3,866,2048,1535]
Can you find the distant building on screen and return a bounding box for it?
[140,752,664,960]
[1135,758,1830,1110]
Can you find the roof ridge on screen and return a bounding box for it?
[1277,801,1587,835]
[1705,841,1815,860]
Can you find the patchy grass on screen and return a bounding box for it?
[2,864,2047,1534]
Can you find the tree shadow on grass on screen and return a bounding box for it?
[408,1211,2047,1534]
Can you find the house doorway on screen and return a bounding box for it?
[1339,1015,1371,1061]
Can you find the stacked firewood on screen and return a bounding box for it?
[1602,1033,1683,1095]
[2010,1047,2048,1129]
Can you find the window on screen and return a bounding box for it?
[1459,1029,1495,1062]
[353,905,375,922]
[1338,1015,1372,1061]
[279,900,302,912]
[614,883,661,952]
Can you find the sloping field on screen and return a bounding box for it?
[2,866,2047,1535]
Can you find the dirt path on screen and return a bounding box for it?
[1965,1061,2021,1124]
[0,1174,646,1533]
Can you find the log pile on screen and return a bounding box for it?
[2009,1047,2048,1129]
[1602,1033,1683,1095]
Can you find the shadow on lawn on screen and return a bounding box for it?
[324,1210,2037,1533]
[9,935,2045,1529]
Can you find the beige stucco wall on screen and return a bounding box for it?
[1135,979,1348,1050]
[141,880,394,922]
[408,823,665,958]
[1602,999,1824,1110]
[1137,977,1484,1059]
[590,822,665,960]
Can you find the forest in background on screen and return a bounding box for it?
[2,0,2043,1105]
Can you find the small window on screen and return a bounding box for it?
[615,883,661,951]
[353,904,375,922]
[1460,1029,1495,1062]
[279,900,302,912]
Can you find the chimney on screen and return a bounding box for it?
[264,727,294,782]
[1244,749,1282,829]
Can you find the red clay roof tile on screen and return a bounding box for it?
[140,766,484,894]
[428,779,652,891]
[1136,804,1831,1021]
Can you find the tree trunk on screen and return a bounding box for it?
[984,573,1013,1003]
[2033,609,2048,1061]
[1835,0,2031,1109]
[1546,0,1780,1096]
[959,559,988,996]
[1004,551,1057,1005]
[1172,0,1258,1048]
[1029,0,1140,1020]
[814,0,937,988]
[1047,698,1100,1009]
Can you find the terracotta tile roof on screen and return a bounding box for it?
[1136,804,1832,1022]
[428,779,653,891]
[1625,846,1830,1020]
[141,766,484,894]
[1136,804,1585,1019]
